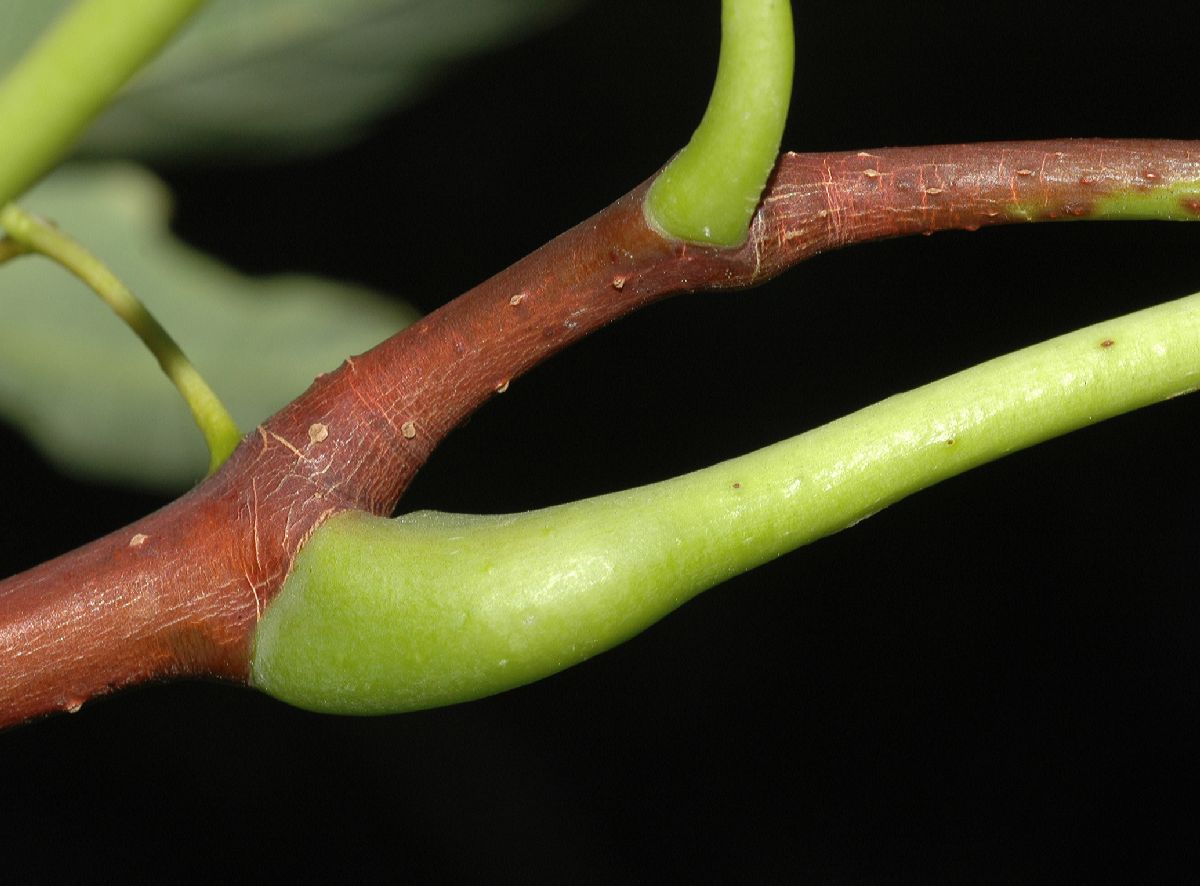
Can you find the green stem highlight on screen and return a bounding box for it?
[0,0,205,206]
[644,0,794,246]
[251,291,1200,714]
[0,203,239,472]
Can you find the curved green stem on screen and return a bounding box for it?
[0,203,240,472]
[644,0,794,246]
[251,290,1200,714]
[0,0,205,206]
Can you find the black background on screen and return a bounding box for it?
[4,1,1200,881]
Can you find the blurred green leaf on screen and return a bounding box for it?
[21,0,574,161]
[0,163,417,489]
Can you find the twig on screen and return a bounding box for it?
[1,138,1197,727]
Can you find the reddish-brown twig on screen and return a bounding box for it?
[2,139,1197,728]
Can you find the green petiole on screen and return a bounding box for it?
[251,290,1200,714]
[643,0,794,247]
[0,203,240,473]
[0,0,206,207]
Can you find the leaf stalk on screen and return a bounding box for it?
[0,202,240,472]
